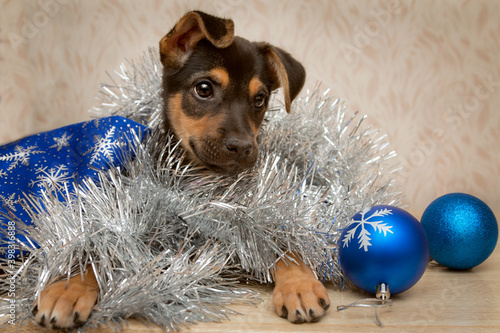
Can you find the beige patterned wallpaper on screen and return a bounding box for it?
[1,0,499,211]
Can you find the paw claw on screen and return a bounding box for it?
[309,308,320,322]
[39,314,46,327]
[292,310,305,324]
[319,297,330,311]
[280,305,288,318]
[74,312,85,327]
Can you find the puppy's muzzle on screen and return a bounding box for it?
[191,133,258,174]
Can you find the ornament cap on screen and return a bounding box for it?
[376,283,390,301]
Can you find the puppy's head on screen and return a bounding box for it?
[160,11,305,174]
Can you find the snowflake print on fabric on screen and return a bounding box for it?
[342,207,394,251]
[87,126,127,165]
[50,132,73,151]
[0,193,19,212]
[82,117,101,130]
[0,145,44,171]
[29,165,73,192]
[0,169,7,178]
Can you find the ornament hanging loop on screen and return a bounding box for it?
[337,283,393,327]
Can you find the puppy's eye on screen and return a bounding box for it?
[194,81,213,99]
[254,94,266,109]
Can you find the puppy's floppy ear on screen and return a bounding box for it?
[257,43,306,113]
[160,11,234,69]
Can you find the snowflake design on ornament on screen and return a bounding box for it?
[50,132,73,151]
[87,126,126,165]
[0,193,20,212]
[29,165,73,191]
[0,145,44,171]
[342,208,394,252]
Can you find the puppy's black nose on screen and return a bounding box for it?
[224,138,253,156]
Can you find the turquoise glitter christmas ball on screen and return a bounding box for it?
[421,193,498,270]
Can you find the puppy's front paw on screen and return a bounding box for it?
[273,276,330,323]
[272,253,331,324]
[32,270,98,330]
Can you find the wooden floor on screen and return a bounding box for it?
[4,216,500,332]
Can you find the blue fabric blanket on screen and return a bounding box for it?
[0,116,147,259]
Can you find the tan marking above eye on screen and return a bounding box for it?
[209,67,230,88]
[249,76,265,98]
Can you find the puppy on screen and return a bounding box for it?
[33,11,330,330]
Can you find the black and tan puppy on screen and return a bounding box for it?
[160,11,306,175]
[33,11,330,330]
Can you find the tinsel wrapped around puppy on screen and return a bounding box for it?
[0,14,400,333]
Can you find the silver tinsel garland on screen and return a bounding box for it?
[1,47,401,331]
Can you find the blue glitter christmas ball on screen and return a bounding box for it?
[421,193,498,270]
[339,205,429,295]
